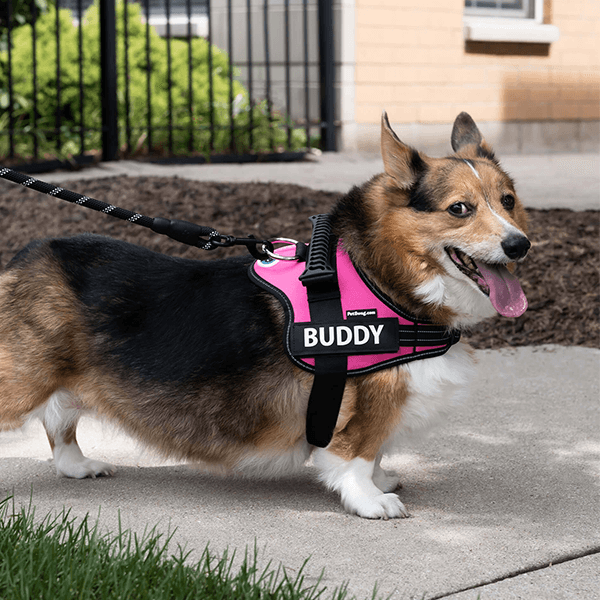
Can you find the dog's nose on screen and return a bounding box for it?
[501,234,531,260]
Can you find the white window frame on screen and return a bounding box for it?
[465,0,533,21]
[463,0,560,44]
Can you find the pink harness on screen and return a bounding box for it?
[250,241,459,376]
[248,215,460,448]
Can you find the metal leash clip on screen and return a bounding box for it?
[262,238,306,262]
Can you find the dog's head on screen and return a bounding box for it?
[334,112,530,327]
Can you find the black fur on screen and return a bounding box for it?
[31,235,281,384]
[476,145,498,163]
[330,182,375,240]
[408,182,435,212]
[405,150,431,212]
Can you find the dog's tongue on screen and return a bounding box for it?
[475,261,528,318]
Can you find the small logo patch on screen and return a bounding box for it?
[346,309,377,319]
[257,258,278,268]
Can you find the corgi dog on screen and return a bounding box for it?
[0,112,530,519]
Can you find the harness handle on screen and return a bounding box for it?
[0,167,273,258]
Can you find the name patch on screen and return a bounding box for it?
[291,318,399,357]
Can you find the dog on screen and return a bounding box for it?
[0,112,530,519]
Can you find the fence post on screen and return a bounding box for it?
[100,0,119,161]
[318,0,336,151]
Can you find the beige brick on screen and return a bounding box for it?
[550,102,582,120]
[384,104,420,123]
[424,46,465,65]
[356,0,417,7]
[417,66,460,84]
[509,102,551,120]
[391,85,437,105]
[419,28,463,48]
[355,65,387,84]
[575,81,600,102]
[526,101,553,120]
[387,8,448,30]
[559,51,598,67]
[557,16,596,35]
[422,0,464,13]
[553,0,591,18]
[355,104,386,124]
[356,46,395,64]
[356,103,418,125]
[384,64,423,84]
[354,0,600,126]
[465,85,502,104]
[396,28,423,47]
[468,104,505,122]
[356,84,395,104]
[502,103,525,121]
[356,6,397,27]
[519,69,553,86]
[579,102,600,120]
[456,66,495,85]
[417,104,461,123]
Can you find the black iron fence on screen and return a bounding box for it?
[0,0,335,171]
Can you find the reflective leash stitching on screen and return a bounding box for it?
[0,166,294,258]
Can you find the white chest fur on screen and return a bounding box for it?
[384,342,476,451]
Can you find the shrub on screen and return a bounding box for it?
[0,0,307,161]
[0,0,52,33]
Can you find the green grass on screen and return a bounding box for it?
[0,497,352,600]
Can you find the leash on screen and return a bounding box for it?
[0,166,289,260]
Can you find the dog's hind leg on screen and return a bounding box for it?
[41,389,116,479]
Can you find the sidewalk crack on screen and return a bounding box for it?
[427,546,600,600]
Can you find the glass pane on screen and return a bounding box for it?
[464,0,530,18]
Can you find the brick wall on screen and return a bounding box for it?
[351,0,599,152]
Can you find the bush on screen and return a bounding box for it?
[0,0,308,161]
[0,0,52,33]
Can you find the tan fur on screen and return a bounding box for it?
[0,259,89,427]
[327,369,410,462]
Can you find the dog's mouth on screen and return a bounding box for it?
[445,248,528,318]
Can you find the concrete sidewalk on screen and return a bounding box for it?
[1,151,599,598]
[2,346,598,599]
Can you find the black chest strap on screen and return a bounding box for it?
[301,215,347,448]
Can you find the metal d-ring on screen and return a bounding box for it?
[262,238,301,261]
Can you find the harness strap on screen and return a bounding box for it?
[304,282,348,448]
[301,215,347,448]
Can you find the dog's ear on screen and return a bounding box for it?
[381,111,427,189]
[451,112,483,151]
[451,112,497,161]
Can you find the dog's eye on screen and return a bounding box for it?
[502,194,515,210]
[447,202,472,217]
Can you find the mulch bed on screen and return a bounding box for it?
[0,175,597,349]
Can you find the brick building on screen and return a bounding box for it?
[337,0,599,153]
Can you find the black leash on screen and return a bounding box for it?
[0,167,273,259]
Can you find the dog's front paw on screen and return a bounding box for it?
[346,491,409,520]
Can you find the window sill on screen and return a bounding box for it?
[144,15,209,38]
[463,17,560,44]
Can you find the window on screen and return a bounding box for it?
[465,1,533,20]
[463,0,560,44]
[61,1,208,38]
